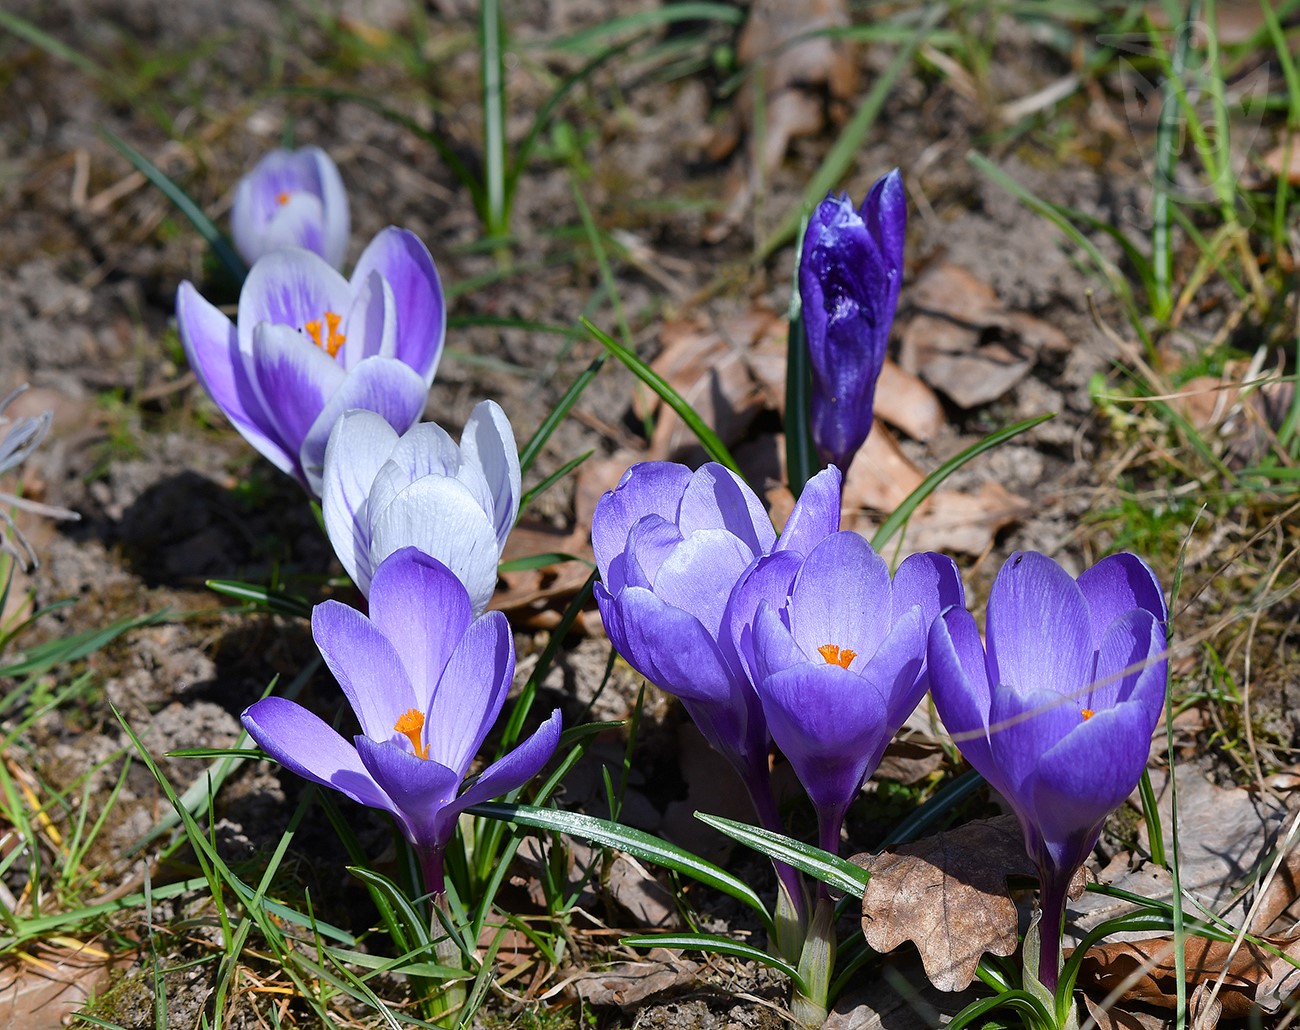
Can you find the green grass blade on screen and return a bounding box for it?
[518,449,594,518]
[0,607,167,678]
[497,551,591,574]
[205,578,312,618]
[100,126,245,283]
[467,801,775,934]
[693,813,870,896]
[0,9,108,80]
[622,932,805,990]
[519,354,607,475]
[870,413,1054,552]
[582,317,741,474]
[480,0,508,238]
[756,3,943,261]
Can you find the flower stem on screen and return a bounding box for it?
[1037,872,1069,994]
[742,758,809,958]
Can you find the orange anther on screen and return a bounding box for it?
[1081,708,1095,721]
[394,708,429,759]
[817,644,857,669]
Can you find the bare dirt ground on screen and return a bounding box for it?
[2,0,1298,1027]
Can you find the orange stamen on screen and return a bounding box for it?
[1081,708,1095,721]
[276,191,291,206]
[303,311,347,358]
[818,644,857,669]
[394,708,429,759]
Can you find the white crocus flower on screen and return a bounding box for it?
[322,401,520,612]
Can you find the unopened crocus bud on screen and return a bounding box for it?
[232,146,350,269]
[927,551,1168,991]
[799,169,906,472]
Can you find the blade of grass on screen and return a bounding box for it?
[694,813,871,896]
[481,0,508,239]
[100,127,245,283]
[871,413,1054,552]
[582,317,741,473]
[622,932,806,990]
[519,355,607,475]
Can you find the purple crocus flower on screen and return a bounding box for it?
[322,402,520,612]
[799,169,906,472]
[176,227,444,494]
[242,547,562,895]
[927,551,1167,989]
[231,146,350,269]
[592,461,842,820]
[736,532,962,858]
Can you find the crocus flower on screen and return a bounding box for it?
[242,547,562,895]
[799,169,906,472]
[322,402,520,612]
[231,146,350,269]
[176,227,445,494]
[927,551,1167,989]
[741,532,963,857]
[592,461,842,813]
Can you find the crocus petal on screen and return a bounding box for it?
[752,601,811,683]
[592,462,693,577]
[242,697,397,815]
[866,606,930,731]
[1090,608,1165,713]
[676,464,776,559]
[988,686,1082,803]
[355,737,462,850]
[1029,700,1157,873]
[425,610,514,774]
[237,248,352,354]
[861,169,907,305]
[724,550,802,683]
[595,583,737,706]
[620,515,685,591]
[984,552,1092,704]
[438,710,563,840]
[774,465,842,556]
[757,662,890,813]
[256,193,328,262]
[176,282,292,474]
[1077,552,1168,651]
[367,548,474,709]
[299,357,429,496]
[322,409,399,587]
[460,400,521,549]
[311,599,418,743]
[649,528,755,637]
[927,607,1003,794]
[306,145,351,269]
[368,475,502,612]
[351,228,445,383]
[787,532,892,662]
[340,270,398,368]
[892,551,965,632]
[245,321,344,476]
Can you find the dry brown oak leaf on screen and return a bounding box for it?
[855,815,1085,992]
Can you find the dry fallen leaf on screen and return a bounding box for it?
[493,519,594,630]
[705,0,856,241]
[0,942,123,1029]
[1074,934,1294,1020]
[856,815,1085,992]
[575,949,699,1007]
[899,262,1069,409]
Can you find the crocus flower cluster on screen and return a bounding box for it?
[799,169,906,472]
[231,146,350,270]
[322,401,520,612]
[592,460,961,861]
[177,227,445,494]
[928,551,1167,989]
[242,547,562,896]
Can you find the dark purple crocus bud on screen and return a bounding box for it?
[799,169,906,472]
[927,551,1168,991]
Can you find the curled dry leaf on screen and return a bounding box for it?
[575,949,700,1008]
[899,262,1069,409]
[493,518,595,631]
[855,815,1085,992]
[0,942,125,1030]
